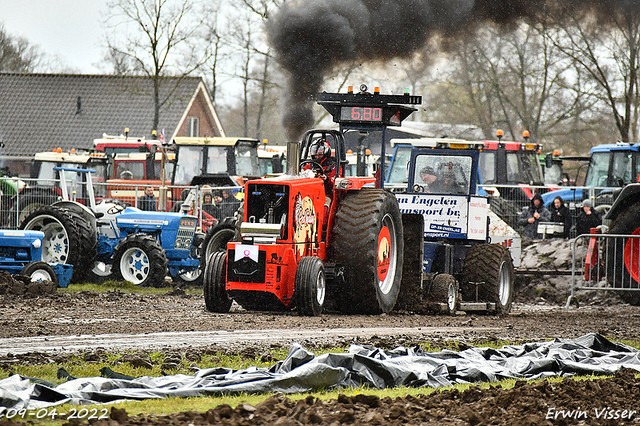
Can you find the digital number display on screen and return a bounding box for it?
[340,106,383,122]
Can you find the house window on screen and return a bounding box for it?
[187,117,199,137]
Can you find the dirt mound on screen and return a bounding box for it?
[2,368,633,425]
[515,238,623,306]
[0,272,56,297]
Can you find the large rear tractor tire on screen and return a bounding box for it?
[20,261,58,287]
[294,257,325,316]
[461,244,514,315]
[19,205,96,282]
[607,203,640,305]
[112,234,168,287]
[331,189,403,314]
[203,251,232,313]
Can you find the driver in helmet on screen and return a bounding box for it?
[304,138,337,195]
[303,138,338,226]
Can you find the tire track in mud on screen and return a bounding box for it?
[0,325,501,356]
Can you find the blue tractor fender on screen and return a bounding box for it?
[541,187,583,207]
[115,208,197,261]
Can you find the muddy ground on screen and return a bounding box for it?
[2,238,640,425]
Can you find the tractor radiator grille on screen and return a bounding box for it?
[227,249,266,283]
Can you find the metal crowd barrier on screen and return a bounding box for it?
[480,184,613,238]
[566,233,640,307]
[0,177,243,230]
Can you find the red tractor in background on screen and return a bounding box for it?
[204,129,405,315]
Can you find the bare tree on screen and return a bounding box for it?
[225,0,281,139]
[546,8,640,143]
[0,23,44,72]
[424,23,599,150]
[105,0,210,133]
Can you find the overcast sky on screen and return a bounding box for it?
[0,0,105,73]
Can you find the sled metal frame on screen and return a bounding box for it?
[566,233,640,308]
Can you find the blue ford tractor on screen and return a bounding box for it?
[19,167,199,287]
[0,229,73,287]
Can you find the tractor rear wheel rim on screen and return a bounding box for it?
[120,247,150,285]
[377,213,397,295]
[26,215,69,264]
[179,269,201,282]
[498,260,511,307]
[447,282,457,312]
[316,267,326,306]
[91,261,112,277]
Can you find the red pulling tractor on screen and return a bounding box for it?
[204,129,402,315]
[204,87,515,316]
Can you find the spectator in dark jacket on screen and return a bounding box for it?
[138,186,157,211]
[549,196,572,238]
[201,191,219,218]
[214,189,241,220]
[517,193,551,239]
[576,199,602,235]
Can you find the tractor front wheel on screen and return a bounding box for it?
[331,189,403,314]
[21,261,58,287]
[112,234,168,287]
[461,244,514,315]
[294,256,325,316]
[203,251,232,313]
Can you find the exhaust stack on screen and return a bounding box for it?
[287,141,300,176]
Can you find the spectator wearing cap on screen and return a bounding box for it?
[517,193,551,239]
[576,199,602,235]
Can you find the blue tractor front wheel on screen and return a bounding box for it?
[112,234,168,287]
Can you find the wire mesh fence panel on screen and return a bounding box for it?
[481,185,612,239]
[0,179,244,231]
[568,233,640,307]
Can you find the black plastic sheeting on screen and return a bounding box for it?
[2,333,640,411]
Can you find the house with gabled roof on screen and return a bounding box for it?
[0,73,225,176]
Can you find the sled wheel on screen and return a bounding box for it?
[203,251,232,313]
[200,218,237,270]
[461,244,514,315]
[294,256,325,316]
[21,261,58,287]
[607,203,640,305]
[19,205,95,282]
[331,188,403,314]
[112,234,168,287]
[428,274,459,315]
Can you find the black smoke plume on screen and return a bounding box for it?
[267,0,635,139]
